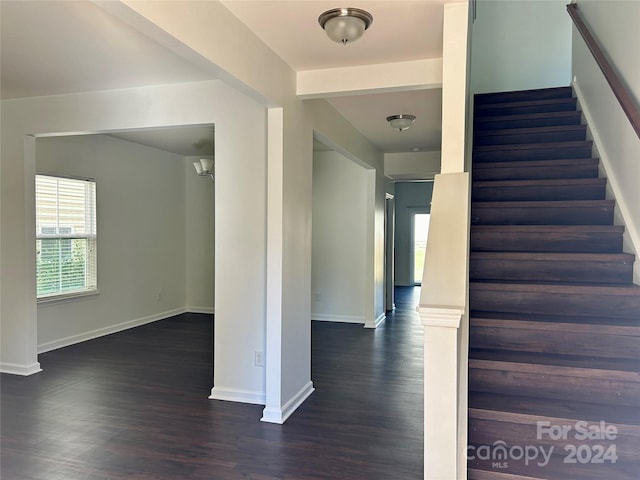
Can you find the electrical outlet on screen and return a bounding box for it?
[315,293,321,302]
[156,291,162,301]
[254,351,264,367]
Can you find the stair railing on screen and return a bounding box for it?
[567,3,640,139]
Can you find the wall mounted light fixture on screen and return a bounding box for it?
[193,158,214,180]
[386,114,416,132]
[318,7,373,45]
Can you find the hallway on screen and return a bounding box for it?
[1,287,423,480]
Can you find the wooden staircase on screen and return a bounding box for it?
[468,86,640,480]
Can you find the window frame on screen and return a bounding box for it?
[35,174,98,302]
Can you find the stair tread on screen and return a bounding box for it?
[471,316,640,334]
[473,178,606,188]
[469,392,640,427]
[472,158,600,182]
[470,281,640,319]
[469,350,640,374]
[470,252,634,262]
[475,140,592,152]
[470,310,639,328]
[470,281,640,296]
[473,157,599,169]
[475,124,586,138]
[468,469,557,480]
[475,110,582,126]
[473,199,614,208]
[475,86,573,105]
[476,97,577,110]
[472,200,615,226]
[470,225,625,253]
[469,460,639,480]
[471,225,624,233]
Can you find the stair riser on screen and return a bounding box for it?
[476,100,577,117]
[475,112,582,131]
[470,324,640,359]
[475,86,573,105]
[469,465,638,480]
[475,128,586,146]
[474,144,592,163]
[469,458,638,480]
[469,368,640,407]
[471,205,614,226]
[473,164,599,181]
[469,257,633,284]
[470,230,624,253]
[472,183,605,202]
[469,287,640,319]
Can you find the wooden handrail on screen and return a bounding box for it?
[567,3,640,139]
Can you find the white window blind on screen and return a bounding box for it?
[36,175,97,299]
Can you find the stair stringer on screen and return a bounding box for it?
[573,81,640,283]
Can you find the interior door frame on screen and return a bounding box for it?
[384,193,395,311]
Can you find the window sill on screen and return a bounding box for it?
[38,290,100,306]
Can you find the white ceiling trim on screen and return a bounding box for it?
[297,58,443,99]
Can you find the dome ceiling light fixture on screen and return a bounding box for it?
[386,114,416,132]
[318,7,373,45]
[193,158,214,181]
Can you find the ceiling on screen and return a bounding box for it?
[0,0,449,159]
[108,126,215,157]
[221,0,448,155]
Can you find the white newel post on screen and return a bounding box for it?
[419,1,471,476]
[419,306,464,480]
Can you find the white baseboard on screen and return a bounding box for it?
[187,306,214,314]
[0,361,42,376]
[573,81,640,283]
[261,381,314,424]
[311,313,365,324]
[209,386,266,405]
[37,307,187,354]
[365,312,386,329]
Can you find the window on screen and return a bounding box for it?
[36,175,97,299]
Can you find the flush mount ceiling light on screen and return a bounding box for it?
[318,7,373,45]
[193,158,214,181]
[386,114,416,132]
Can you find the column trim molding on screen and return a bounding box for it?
[417,306,464,328]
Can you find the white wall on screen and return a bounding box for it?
[185,155,215,313]
[471,0,572,94]
[35,134,188,351]
[572,0,640,282]
[312,151,367,324]
[0,81,267,405]
[394,182,434,286]
[308,100,386,330]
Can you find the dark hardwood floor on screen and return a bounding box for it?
[1,287,423,480]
